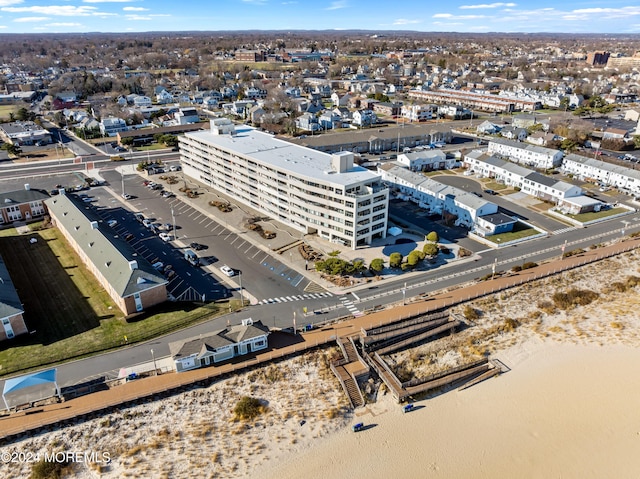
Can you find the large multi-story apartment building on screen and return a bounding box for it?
[488,138,564,169]
[179,119,389,249]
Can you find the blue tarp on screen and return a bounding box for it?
[3,368,57,396]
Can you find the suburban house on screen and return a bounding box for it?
[0,254,27,341]
[475,212,518,237]
[180,119,389,249]
[132,95,152,108]
[295,112,320,131]
[100,117,128,137]
[401,104,434,122]
[487,138,564,169]
[464,150,583,202]
[352,109,377,127]
[378,164,498,228]
[500,126,528,141]
[170,318,270,372]
[561,153,640,195]
[0,186,48,225]
[476,120,501,135]
[174,108,200,125]
[44,193,168,315]
[557,195,606,215]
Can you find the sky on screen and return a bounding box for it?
[0,0,639,34]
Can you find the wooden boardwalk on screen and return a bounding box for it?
[1,237,638,441]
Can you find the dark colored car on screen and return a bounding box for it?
[189,242,206,251]
[484,189,497,195]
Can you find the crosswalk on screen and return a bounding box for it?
[552,226,579,235]
[340,295,364,317]
[257,292,333,305]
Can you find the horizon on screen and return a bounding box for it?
[0,0,638,35]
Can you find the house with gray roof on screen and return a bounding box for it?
[44,193,167,315]
[0,185,49,225]
[0,254,26,341]
[170,318,270,372]
[488,138,563,169]
[561,153,640,195]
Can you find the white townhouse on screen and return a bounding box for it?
[561,153,640,195]
[465,150,582,202]
[378,164,498,228]
[179,119,389,249]
[488,138,563,169]
[396,150,455,172]
[132,95,152,108]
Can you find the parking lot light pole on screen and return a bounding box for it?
[171,206,176,241]
[239,271,244,306]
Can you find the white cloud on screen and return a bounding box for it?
[149,14,170,17]
[123,6,148,11]
[433,13,453,18]
[393,18,422,25]
[13,16,49,22]
[0,0,23,6]
[460,2,516,9]
[125,14,152,20]
[0,25,7,28]
[82,0,133,3]
[326,1,347,10]
[47,22,82,27]
[432,13,484,19]
[2,6,98,16]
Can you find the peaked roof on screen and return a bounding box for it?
[44,194,166,298]
[0,253,24,320]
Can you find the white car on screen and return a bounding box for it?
[121,193,132,200]
[159,232,172,242]
[220,265,235,277]
[142,219,153,228]
[107,219,118,227]
[152,261,164,271]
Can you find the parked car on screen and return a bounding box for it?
[220,265,235,277]
[161,191,174,198]
[142,219,153,228]
[169,165,181,172]
[471,191,482,197]
[134,213,144,223]
[121,193,132,200]
[152,261,164,271]
[484,189,497,195]
[107,219,118,227]
[189,242,206,251]
[159,232,172,242]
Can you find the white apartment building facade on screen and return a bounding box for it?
[465,150,583,202]
[180,119,389,249]
[561,153,640,195]
[378,164,498,228]
[488,138,564,169]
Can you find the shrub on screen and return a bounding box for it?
[511,265,522,272]
[389,252,403,268]
[463,305,479,320]
[233,396,266,421]
[422,242,439,257]
[30,458,70,479]
[458,247,472,258]
[369,258,385,273]
[521,261,538,270]
[407,250,425,266]
[552,288,599,310]
[426,231,439,242]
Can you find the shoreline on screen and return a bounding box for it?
[257,341,640,479]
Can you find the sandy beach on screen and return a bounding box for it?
[3,249,640,478]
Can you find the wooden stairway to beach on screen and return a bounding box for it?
[330,336,367,408]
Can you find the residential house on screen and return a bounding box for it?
[248,105,266,124]
[488,138,563,169]
[296,112,320,131]
[475,213,518,237]
[396,150,454,172]
[331,92,352,107]
[500,126,528,141]
[352,110,377,127]
[437,105,472,119]
[557,195,606,215]
[284,86,301,98]
[0,186,48,225]
[0,254,27,341]
[44,193,168,315]
[132,96,152,108]
[512,114,540,129]
[156,89,174,105]
[401,104,433,123]
[244,86,267,99]
[174,108,200,125]
[170,318,270,372]
[372,102,402,118]
[100,117,128,137]
[318,111,341,130]
[602,128,630,141]
[526,132,558,147]
[476,120,501,135]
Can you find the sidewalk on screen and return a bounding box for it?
[2,235,638,440]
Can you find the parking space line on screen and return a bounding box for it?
[245,245,254,254]
[236,240,247,249]
[230,236,240,245]
[252,250,263,259]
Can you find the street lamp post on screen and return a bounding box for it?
[402,282,406,305]
[150,349,157,376]
[238,271,244,306]
[171,207,176,242]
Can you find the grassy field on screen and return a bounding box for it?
[565,207,629,223]
[486,222,541,244]
[0,225,231,377]
[0,105,19,121]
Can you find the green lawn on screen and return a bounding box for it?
[0,105,19,121]
[485,223,540,244]
[563,207,628,223]
[0,226,233,377]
